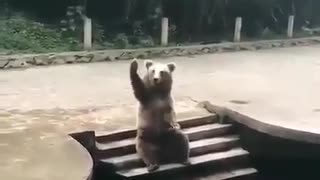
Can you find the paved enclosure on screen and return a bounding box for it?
[1,45,320,135]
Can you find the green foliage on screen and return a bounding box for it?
[0,0,319,53]
[135,35,154,47]
[0,13,81,53]
[110,32,155,49]
[113,33,130,49]
[60,6,84,39]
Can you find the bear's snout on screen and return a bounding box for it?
[154,78,160,83]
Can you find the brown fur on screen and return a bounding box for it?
[129,59,190,172]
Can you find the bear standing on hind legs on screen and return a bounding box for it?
[129,59,190,172]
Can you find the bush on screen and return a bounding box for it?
[0,13,81,53]
[113,33,130,49]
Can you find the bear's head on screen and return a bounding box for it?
[144,60,176,91]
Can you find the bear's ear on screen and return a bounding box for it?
[167,62,176,72]
[144,60,154,69]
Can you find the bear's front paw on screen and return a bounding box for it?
[172,123,181,129]
[147,164,159,172]
[181,160,191,166]
[130,59,138,72]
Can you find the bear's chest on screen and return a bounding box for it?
[138,97,173,130]
[148,98,171,112]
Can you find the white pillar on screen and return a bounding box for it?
[234,17,242,42]
[161,17,169,46]
[287,15,295,38]
[83,16,92,50]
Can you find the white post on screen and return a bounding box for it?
[234,17,242,42]
[287,15,295,38]
[83,16,92,50]
[161,17,169,46]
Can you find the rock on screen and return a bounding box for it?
[162,49,171,55]
[51,55,67,65]
[166,48,180,57]
[282,41,292,47]
[201,47,210,53]
[116,51,134,60]
[239,45,256,51]
[177,49,188,56]
[1,37,320,70]
[209,47,218,53]
[222,45,237,52]
[271,42,282,47]
[136,52,148,59]
[65,56,77,64]
[75,54,94,63]
[0,59,10,68]
[91,53,110,62]
[187,48,200,55]
[24,56,36,65]
[4,58,28,69]
[33,55,49,65]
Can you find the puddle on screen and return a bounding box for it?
[229,100,250,105]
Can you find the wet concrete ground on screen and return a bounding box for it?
[0,45,320,135]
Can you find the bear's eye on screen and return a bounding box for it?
[160,71,165,76]
[152,70,155,73]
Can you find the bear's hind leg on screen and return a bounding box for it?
[136,138,160,172]
[163,129,190,165]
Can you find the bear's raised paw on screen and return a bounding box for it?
[130,59,138,72]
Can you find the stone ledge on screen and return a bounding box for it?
[200,101,320,145]
[1,121,94,180]
[1,36,320,69]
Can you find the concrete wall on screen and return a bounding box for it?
[235,123,320,180]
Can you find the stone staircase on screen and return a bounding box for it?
[93,112,258,180]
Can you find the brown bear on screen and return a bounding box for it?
[129,59,190,172]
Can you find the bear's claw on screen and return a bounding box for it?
[147,164,159,172]
[181,160,191,166]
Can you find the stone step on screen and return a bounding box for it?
[117,148,250,178]
[200,168,258,180]
[100,135,240,170]
[95,114,218,143]
[95,123,233,158]
[173,168,258,180]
